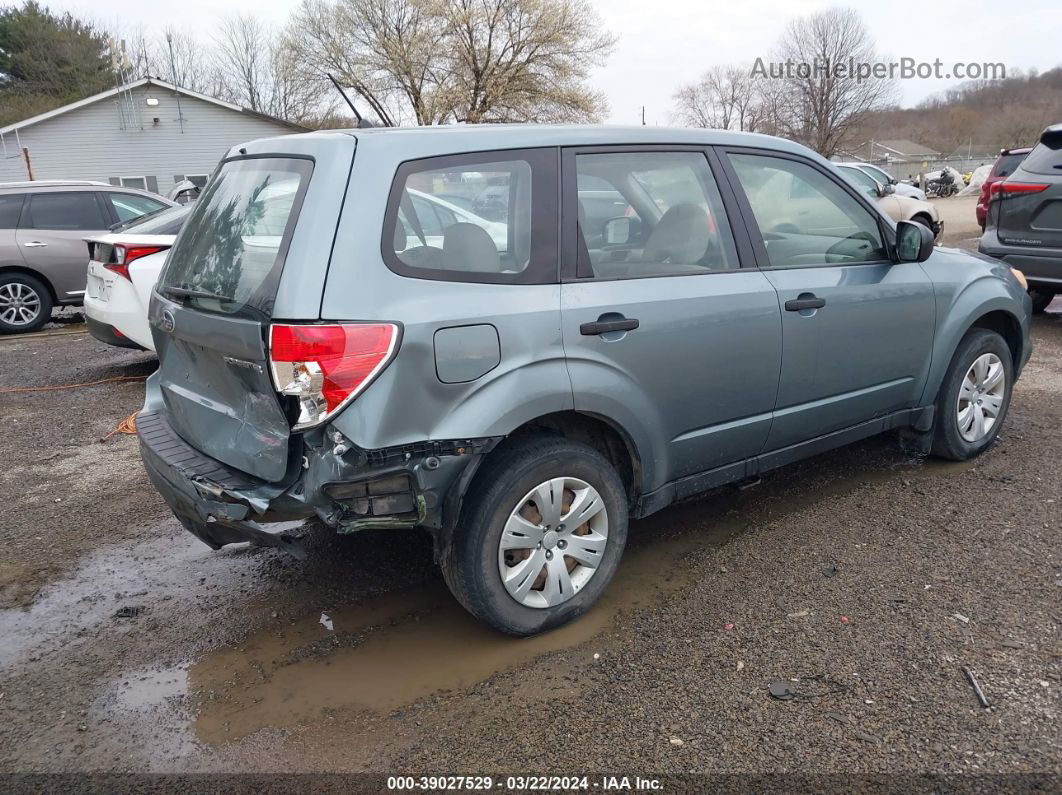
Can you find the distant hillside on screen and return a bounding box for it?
[852,67,1062,157]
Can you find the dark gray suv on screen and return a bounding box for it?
[138,126,1031,635]
[980,123,1062,313]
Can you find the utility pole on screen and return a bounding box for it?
[22,147,33,181]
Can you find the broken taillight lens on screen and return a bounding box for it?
[104,244,168,281]
[268,323,399,429]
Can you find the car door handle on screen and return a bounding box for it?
[23,241,47,248]
[785,295,826,311]
[580,318,639,335]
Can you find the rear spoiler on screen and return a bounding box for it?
[1041,124,1062,149]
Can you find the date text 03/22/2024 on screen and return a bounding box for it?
[386,776,663,791]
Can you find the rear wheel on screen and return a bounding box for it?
[1029,288,1056,314]
[931,329,1013,461]
[0,273,52,334]
[442,436,628,636]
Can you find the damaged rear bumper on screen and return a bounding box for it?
[137,374,499,554]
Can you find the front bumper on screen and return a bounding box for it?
[137,373,499,554]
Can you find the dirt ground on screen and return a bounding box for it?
[0,205,1059,780]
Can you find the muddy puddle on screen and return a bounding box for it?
[187,452,976,746]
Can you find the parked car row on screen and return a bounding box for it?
[129,125,1030,636]
[0,181,172,334]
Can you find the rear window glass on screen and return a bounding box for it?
[1020,141,1062,176]
[992,152,1028,178]
[120,205,189,235]
[159,157,311,317]
[390,159,532,274]
[381,148,558,285]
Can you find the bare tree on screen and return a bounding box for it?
[673,65,760,131]
[120,27,233,99]
[285,0,614,125]
[768,8,895,157]
[214,14,333,124]
[286,0,449,126]
[435,0,615,123]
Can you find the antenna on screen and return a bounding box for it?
[166,32,186,134]
[326,74,376,128]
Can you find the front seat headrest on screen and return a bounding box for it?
[641,203,712,265]
[442,223,500,272]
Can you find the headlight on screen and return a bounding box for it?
[1010,267,1028,290]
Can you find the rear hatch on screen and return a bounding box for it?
[150,135,356,482]
[993,129,1062,249]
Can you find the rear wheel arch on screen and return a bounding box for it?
[0,265,57,304]
[439,410,641,542]
[502,411,641,506]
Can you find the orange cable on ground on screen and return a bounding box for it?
[99,411,138,442]
[0,375,147,394]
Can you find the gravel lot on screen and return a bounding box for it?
[0,205,1059,780]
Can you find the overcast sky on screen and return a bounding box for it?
[63,0,1062,124]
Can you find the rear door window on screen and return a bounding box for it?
[573,150,739,279]
[159,157,312,317]
[26,192,107,230]
[383,148,558,284]
[0,194,24,228]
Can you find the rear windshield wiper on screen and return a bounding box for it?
[160,285,232,302]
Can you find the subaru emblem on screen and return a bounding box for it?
[160,309,176,333]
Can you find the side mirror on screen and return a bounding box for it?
[880,183,896,197]
[896,220,935,263]
[604,216,630,246]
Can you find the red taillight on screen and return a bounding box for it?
[269,323,399,429]
[991,182,1049,196]
[104,244,168,281]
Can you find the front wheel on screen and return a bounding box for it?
[932,329,1013,461]
[442,436,628,636]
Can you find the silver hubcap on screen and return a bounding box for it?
[0,282,42,326]
[957,352,1006,442]
[498,476,609,609]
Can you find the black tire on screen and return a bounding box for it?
[1029,288,1056,315]
[912,213,934,232]
[441,436,629,636]
[931,328,1013,461]
[0,272,52,334]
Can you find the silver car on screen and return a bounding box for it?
[0,181,171,333]
[138,126,1031,635]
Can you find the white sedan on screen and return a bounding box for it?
[84,205,189,351]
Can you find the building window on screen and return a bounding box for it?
[111,176,148,191]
